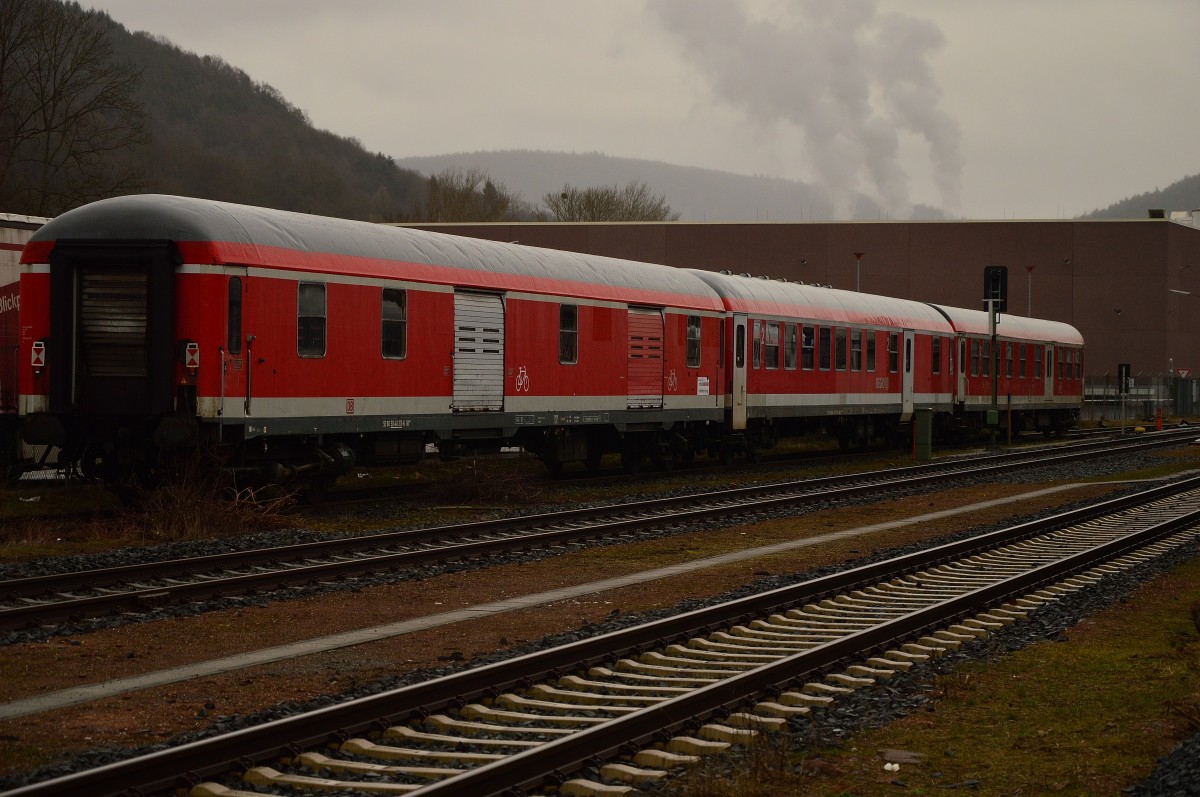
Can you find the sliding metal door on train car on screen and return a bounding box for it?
[627,308,664,409]
[452,292,504,412]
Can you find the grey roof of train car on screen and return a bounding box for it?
[685,269,956,332]
[929,303,1084,345]
[27,195,724,308]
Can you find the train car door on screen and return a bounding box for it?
[222,267,248,421]
[452,291,504,412]
[901,329,916,421]
[731,314,747,430]
[1044,344,1054,399]
[956,335,968,404]
[627,307,664,409]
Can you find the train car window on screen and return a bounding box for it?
[981,340,990,377]
[1019,343,1027,378]
[228,277,242,355]
[784,323,798,370]
[819,327,832,370]
[686,315,701,367]
[802,325,815,370]
[888,333,899,373]
[752,319,763,369]
[867,333,876,372]
[382,288,408,359]
[851,329,862,371]
[735,324,745,368]
[765,322,780,369]
[1006,342,1014,377]
[1035,346,1043,379]
[835,328,847,371]
[931,337,941,375]
[905,337,912,373]
[970,339,979,377]
[1057,348,1064,380]
[559,304,578,364]
[297,282,326,357]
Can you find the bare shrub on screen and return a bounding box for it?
[667,732,801,797]
[125,447,294,541]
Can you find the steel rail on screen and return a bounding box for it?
[0,432,1187,634]
[0,431,1189,634]
[6,473,1199,797]
[415,498,1200,796]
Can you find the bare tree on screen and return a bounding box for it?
[420,167,531,222]
[542,180,680,222]
[0,0,147,215]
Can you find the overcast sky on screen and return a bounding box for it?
[85,0,1198,220]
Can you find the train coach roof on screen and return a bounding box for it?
[685,269,955,332]
[929,304,1084,345]
[24,195,724,310]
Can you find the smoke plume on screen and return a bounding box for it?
[649,0,963,218]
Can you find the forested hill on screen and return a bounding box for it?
[103,14,427,221]
[1080,173,1200,219]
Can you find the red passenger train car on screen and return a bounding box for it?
[17,195,728,485]
[2,212,49,474]
[16,195,1083,488]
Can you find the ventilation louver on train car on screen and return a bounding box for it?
[78,270,148,379]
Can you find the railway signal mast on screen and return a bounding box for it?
[984,266,1008,442]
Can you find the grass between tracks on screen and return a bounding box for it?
[664,550,1200,797]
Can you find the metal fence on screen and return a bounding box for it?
[1084,374,1199,424]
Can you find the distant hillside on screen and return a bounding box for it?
[100,12,427,220]
[1081,173,1200,219]
[399,150,950,223]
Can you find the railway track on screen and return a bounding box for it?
[1,429,1193,638]
[9,469,1200,797]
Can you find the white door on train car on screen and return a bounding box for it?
[731,314,748,430]
[453,292,505,412]
[901,330,916,421]
[627,307,664,409]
